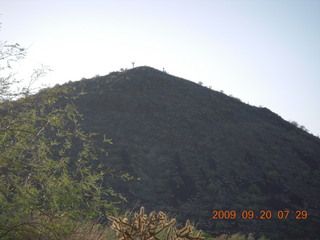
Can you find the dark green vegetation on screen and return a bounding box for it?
[0,85,124,239]
[0,37,124,239]
[49,66,319,239]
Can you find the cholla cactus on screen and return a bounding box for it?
[174,220,203,240]
[109,207,204,240]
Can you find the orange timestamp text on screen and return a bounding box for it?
[212,210,308,220]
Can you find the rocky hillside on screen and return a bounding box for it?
[53,66,320,239]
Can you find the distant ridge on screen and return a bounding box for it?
[53,66,320,239]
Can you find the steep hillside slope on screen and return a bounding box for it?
[58,66,320,239]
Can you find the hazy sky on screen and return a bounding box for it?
[1,0,320,136]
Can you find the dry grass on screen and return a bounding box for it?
[68,221,116,240]
[1,211,268,240]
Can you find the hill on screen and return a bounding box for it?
[51,66,320,239]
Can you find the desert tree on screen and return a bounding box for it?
[0,24,122,239]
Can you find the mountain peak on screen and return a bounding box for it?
[56,67,320,239]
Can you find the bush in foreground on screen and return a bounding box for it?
[109,207,204,240]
